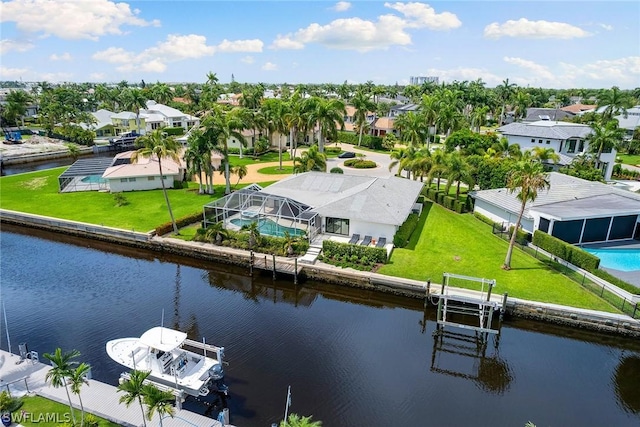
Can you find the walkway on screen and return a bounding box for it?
[0,350,228,427]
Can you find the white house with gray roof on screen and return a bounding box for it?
[498,120,617,180]
[471,172,640,245]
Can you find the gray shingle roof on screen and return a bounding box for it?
[498,121,593,140]
[471,172,640,220]
[261,172,424,226]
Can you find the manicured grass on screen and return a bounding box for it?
[20,395,120,427]
[228,151,291,167]
[617,153,640,166]
[257,165,294,175]
[0,168,273,232]
[378,203,618,312]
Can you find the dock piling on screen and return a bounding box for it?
[272,254,276,280]
[294,258,298,285]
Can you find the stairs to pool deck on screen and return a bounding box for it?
[298,243,322,264]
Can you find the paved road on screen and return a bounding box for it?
[325,143,397,178]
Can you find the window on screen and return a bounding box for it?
[531,139,535,143]
[120,178,127,183]
[538,139,543,144]
[325,217,349,235]
[546,140,550,144]
[148,176,155,181]
[151,122,161,130]
[128,178,136,182]
[578,141,585,152]
[567,139,577,153]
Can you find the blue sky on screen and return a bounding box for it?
[1,0,639,88]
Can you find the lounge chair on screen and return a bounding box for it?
[376,237,387,248]
[360,235,372,246]
[348,233,360,244]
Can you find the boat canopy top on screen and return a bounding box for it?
[140,327,187,352]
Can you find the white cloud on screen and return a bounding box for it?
[241,56,255,64]
[262,62,278,71]
[216,39,264,53]
[89,72,107,81]
[118,59,167,73]
[270,3,459,52]
[50,52,72,61]
[0,0,160,41]
[598,23,613,31]
[384,2,461,30]
[425,67,504,86]
[0,39,34,54]
[333,2,351,12]
[503,57,555,82]
[561,56,640,85]
[484,18,590,39]
[39,72,73,82]
[92,47,136,64]
[0,66,30,79]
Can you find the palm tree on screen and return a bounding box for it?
[202,221,228,244]
[502,160,550,270]
[497,78,517,125]
[132,129,181,234]
[185,129,212,194]
[120,88,147,135]
[262,98,289,170]
[512,90,532,120]
[43,348,80,425]
[586,120,625,167]
[597,86,631,122]
[66,143,81,162]
[117,370,151,427]
[285,90,308,159]
[151,82,173,105]
[351,90,376,146]
[394,111,427,148]
[142,384,175,427]
[69,362,91,427]
[2,90,32,127]
[444,151,475,199]
[420,94,439,149]
[307,97,346,153]
[280,413,322,427]
[470,105,489,133]
[232,164,248,187]
[243,221,261,249]
[282,230,295,255]
[427,148,448,190]
[294,144,326,173]
[529,147,560,164]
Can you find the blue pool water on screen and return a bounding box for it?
[230,218,305,237]
[584,248,640,272]
[81,174,107,184]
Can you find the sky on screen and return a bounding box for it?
[1,0,639,89]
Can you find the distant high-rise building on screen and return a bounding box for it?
[409,76,439,86]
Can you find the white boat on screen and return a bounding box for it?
[106,326,226,397]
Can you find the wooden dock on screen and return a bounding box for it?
[0,349,230,427]
[250,253,304,279]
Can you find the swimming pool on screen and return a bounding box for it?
[230,218,305,238]
[583,248,640,272]
[81,175,107,184]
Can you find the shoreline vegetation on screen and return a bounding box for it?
[0,166,632,315]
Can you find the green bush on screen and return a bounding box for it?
[343,159,377,168]
[443,195,455,210]
[330,167,344,174]
[163,127,184,136]
[508,226,532,245]
[322,240,387,266]
[326,146,342,154]
[337,131,384,150]
[592,269,640,295]
[393,213,420,248]
[155,211,203,235]
[532,231,600,271]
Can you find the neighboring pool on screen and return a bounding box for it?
[583,248,640,272]
[230,218,305,238]
[81,175,107,184]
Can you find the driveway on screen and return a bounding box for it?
[326,143,397,178]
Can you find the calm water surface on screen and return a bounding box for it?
[1,225,639,427]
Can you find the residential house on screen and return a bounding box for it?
[343,105,376,133]
[471,172,640,245]
[101,150,184,192]
[522,108,575,123]
[497,120,616,180]
[560,103,597,115]
[111,111,142,136]
[141,100,199,133]
[84,109,115,138]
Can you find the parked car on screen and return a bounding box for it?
[109,131,139,146]
[338,151,356,158]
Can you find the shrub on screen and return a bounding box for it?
[163,127,184,136]
[508,226,532,245]
[322,240,387,266]
[394,213,420,248]
[343,159,377,168]
[532,230,600,272]
[155,211,203,235]
[592,269,639,295]
[336,131,384,150]
[326,146,342,154]
[330,167,344,174]
[113,193,129,207]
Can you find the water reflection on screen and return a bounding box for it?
[430,329,513,394]
[614,354,640,414]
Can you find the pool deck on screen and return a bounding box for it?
[581,240,640,288]
[0,349,228,427]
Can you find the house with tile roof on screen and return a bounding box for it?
[471,172,640,245]
[101,150,185,192]
[498,120,617,180]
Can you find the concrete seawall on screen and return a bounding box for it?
[2,208,639,337]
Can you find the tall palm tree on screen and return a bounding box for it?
[350,90,376,146]
[3,90,32,127]
[285,91,308,159]
[497,78,517,125]
[294,144,327,173]
[69,362,91,427]
[120,88,147,135]
[427,148,448,190]
[587,120,625,167]
[232,164,248,187]
[43,348,80,425]
[142,384,176,427]
[184,129,211,194]
[471,105,489,133]
[394,111,427,148]
[420,94,439,149]
[597,86,631,122]
[132,129,181,234]
[117,370,151,427]
[151,82,173,105]
[529,147,560,164]
[262,98,289,170]
[502,160,550,270]
[307,97,346,153]
[444,151,475,199]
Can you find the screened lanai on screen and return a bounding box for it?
[58,157,114,192]
[203,184,320,241]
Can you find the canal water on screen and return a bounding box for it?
[1,224,640,427]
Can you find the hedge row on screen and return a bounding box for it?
[155,211,203,235]
[322,240,387,266]
[164,127,185,136]
[591,268,640,295]
[425,187,469,213]
[394,213,420,248]
[532,230,600,272]
[343,159,377,168]
[508,226,532,245]
[337,131,384,150]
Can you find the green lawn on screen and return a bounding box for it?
[228,151,291,167]
[617,153,640,167]
[0,168,272,232]
[378,203,618,312]
[257,165,294,175]
[20,395,120,427]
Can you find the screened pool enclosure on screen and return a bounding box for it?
[203,184,320,240]
[58,158,113,192]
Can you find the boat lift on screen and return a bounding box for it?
[435,273,502,335]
